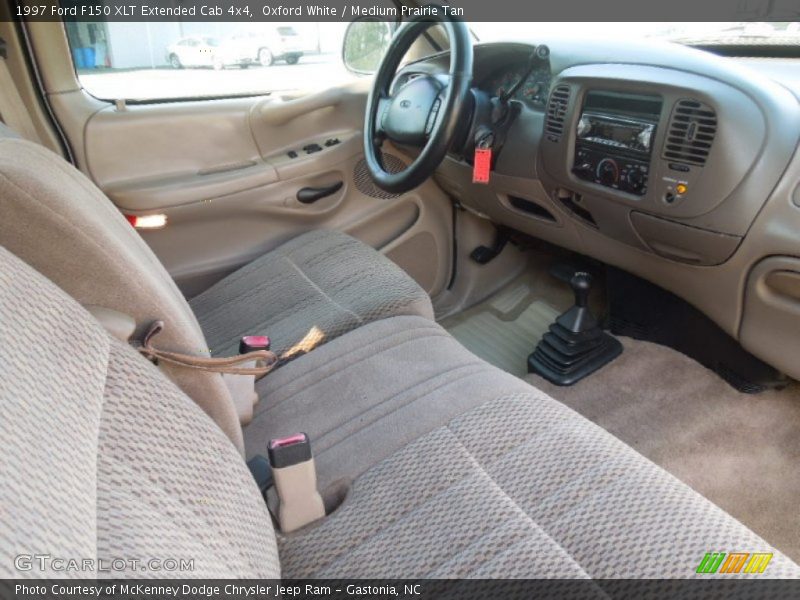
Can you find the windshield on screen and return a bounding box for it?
[472,22,800,46]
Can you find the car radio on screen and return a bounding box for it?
[572,91,662,196]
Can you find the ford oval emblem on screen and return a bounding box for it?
[400,100,412,109]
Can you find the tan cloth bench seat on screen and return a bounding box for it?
[2,246,796,579]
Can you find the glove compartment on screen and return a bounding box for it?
[740,256,800,380]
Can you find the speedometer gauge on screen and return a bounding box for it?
[493,71,523,98]
[522,82,542,101]
[485,63,551,108]
[521,70,551,106]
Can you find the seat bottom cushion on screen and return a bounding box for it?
[245,316,524,488]
[190,230,434,359]
[243,316,799,579]
[278,394,799,579]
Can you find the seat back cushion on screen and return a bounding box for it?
[0,246,279,578]
[0,133,242,450]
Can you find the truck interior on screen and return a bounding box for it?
[2,9,800,580]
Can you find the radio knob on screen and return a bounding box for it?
[597,158,619,186]
[626,167,645,191]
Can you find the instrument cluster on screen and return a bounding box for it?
[483,63,552,108]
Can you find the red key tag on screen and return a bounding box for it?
[473,148,492,184]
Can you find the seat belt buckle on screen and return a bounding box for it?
[268,433,325,532]
[240,335,271,353]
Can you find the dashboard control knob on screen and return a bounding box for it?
[596,158,619,186]
[574,162,593,176]
[626,167,645,191]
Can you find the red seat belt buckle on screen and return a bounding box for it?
[240,335,270,354]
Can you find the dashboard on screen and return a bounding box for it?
[392,38,800,382]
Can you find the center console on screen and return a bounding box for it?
[535,63,769,266]
[572,91,662,196]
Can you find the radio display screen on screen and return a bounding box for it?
[577,91,662,156]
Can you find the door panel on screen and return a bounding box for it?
[85,97,261,189]
[79,82,453,300]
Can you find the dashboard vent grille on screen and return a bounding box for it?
[663,99,717,166]
[545,85,570,140]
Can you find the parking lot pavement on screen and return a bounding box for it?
[78,53,357,101]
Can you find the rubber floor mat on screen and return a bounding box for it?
[442,280,560,377]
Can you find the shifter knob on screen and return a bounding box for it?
[570,272,592,308]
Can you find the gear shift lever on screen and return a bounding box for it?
[528,270,622,385]
[558,272,598,334]
[572,272,591,308]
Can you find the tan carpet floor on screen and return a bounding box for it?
[444,260,800,560]
[526,337,800,562]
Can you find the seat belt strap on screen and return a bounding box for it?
[268,433,325,532]
[0,53,42,144]
[225,335,271,425]
[137,320,277,378]
[246,455,273,502]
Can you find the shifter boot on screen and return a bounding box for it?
[528,272,622,385]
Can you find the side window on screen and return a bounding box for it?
[64,22,358,101]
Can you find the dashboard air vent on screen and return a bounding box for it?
[663,99,717,166]
[545,85,570,140]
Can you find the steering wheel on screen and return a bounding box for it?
[364,16,473,194]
